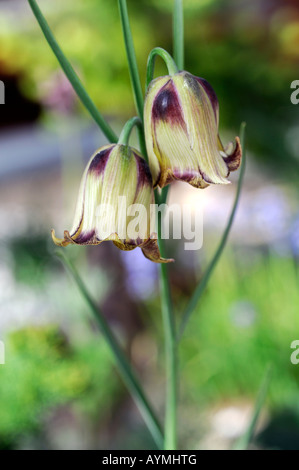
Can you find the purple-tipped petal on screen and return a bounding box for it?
[222,136,242,172]
[88,147,113,175]
[144,71,242,189]
[194,76,219,124]
[152,79,186,130]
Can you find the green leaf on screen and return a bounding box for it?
[173,0,184,70]
[178,122,247,341]
[118,0,144,121]
[55,251,164,449]
[233,364,272,450]
[28,0,118,143]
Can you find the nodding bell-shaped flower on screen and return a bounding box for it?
[52,144,172,263]
[144,71,242,189]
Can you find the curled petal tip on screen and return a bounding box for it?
[113,239,137,251]
[141,239,174,264]
[223,136,242,172]
[51,229,70,247]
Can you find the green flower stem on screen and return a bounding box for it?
[118,117,142,146]
[173,0,184,70]
[28,0,118,143]
[137,125,149,163]
[160,259,177,451]
[155,188,177,450]
[154,1,185,447]
[56,251,164,449]
[137,40,177,451]
[118,116,148,163]
[177,122,247,341]
[160,186,170,205]
[146,48,179,89]
[147,1,185,448]
[118,0,144,120]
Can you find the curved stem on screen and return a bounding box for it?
[117,116,148,163]
[118,0,144,120]
[177,122,247,341]
[146,48,178,89]
[118,116,142,146]
[57,251,164,449]
[28,0,118,143]
[173,0,184,70]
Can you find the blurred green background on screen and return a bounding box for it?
[0,0,299,450]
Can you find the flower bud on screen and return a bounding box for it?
[144,71,242,188]
[52,144,172,263]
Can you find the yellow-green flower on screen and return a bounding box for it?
[52,144,172,263]
[144,71,242,189]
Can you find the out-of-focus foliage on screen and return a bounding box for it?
[0,325,119,448]
[0,0,155,115]
[180,252,299,408]
[0,0,299,173]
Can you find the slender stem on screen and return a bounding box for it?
[177,123,247,341]
[173,0,184,70]
[118,0,144,120]
[56,251,164,449]
[28,0,118,143]
[146,48,178,89]
[150,1,184,447]
[156,190,177,450]
[117,116,148,163]
[118,116,142,145]
[233,364,272,450]
[157,7,185,442]
[137,125,149,162]
[160,186,170,205]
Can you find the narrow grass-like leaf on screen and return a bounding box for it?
[56,251,164,449]
[118,0,144,121]
[173,0,184,70]
[177,122,247,341]
[233,364,272,450]
[28,0,118,143]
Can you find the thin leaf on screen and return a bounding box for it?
[118,0,144,121]
[28,0,118,143]
[233,364,272,450]
[56,251,164,449]
[177,122,247,341]
[173,0,184,70]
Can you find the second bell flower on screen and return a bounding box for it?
[52,144,172,263]
[144,71,242,189]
